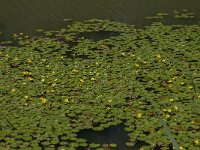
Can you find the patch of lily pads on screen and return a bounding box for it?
[173,9,195,19]
[0,19,200,150]
[146,9,196,22]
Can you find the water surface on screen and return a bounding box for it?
[0,0,200,40]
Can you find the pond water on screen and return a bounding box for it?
[0,0,200,41]
[77,124,150,150]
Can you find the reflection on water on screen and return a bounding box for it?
[78,124,149,150]
[0,0,200,41]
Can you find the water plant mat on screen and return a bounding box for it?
[0,19,200,150]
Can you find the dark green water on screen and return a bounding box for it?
[0,0,200,41]
[77,124,150,150]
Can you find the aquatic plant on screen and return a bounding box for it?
[0,19,200,149]
[173,9,195,19]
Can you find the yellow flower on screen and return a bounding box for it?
[167,80,172,83]
[27,77,33,81]
[11,88,16,92]
[194,139,199,145]
[169,98,174,102]
[106,107,111,110]
[131,54,135,57]
[135,64,139,67]
[168,84,172,88]
[188,86,193,89]
[19,32,23,36]
[108,99,112,103]
[40,97,47,103]
[23,71,31,75]
[52,83,56,86]
[163,108,167,112]
[167,109,172,113]
[165,114,170,118]
[79,79,84,82]
[136,113,142,119]
[90,77,96,81]
[174,106,178,110]
[14,57,18,61]
[172,76,177,80]
[63,99,69,103]
[72,69,78,72]
[27,59,32,63]
[156,54,161,59]
[24,96,29,99]
[51,71,56,75]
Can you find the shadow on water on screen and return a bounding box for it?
[78,31,120,42]
[64,31,120,47]
[77,124,149,150]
